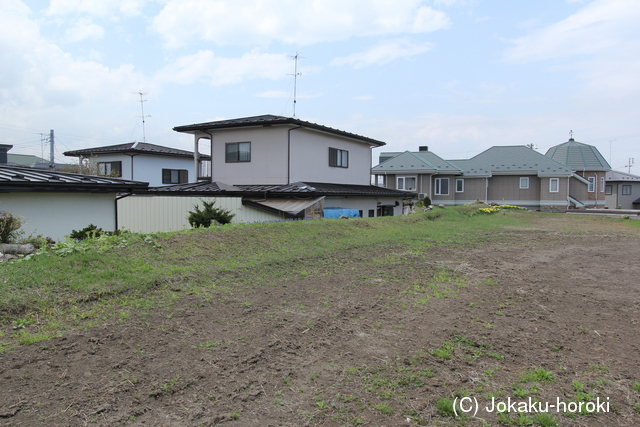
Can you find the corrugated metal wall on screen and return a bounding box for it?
[117,195,282,233]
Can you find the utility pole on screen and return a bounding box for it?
[49,129,54,170]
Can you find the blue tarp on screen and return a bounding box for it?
[323,208,360,218]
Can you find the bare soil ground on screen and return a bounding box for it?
[1,215,639,426]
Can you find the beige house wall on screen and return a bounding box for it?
[487,175,541,203]
[573,171,607,207]
[290,128,373,186]
[201,126,373,186]
[456,177,487,203]
[539,177,570,210]
[431,175,457,203]
[117,195,281,233]
[208,127,289,185]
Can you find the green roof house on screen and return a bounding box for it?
[372,142,606,211]
[545,138,611,208]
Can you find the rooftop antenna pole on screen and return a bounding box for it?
[627,158,635,174]
[133,91,150,147]
[569,130,573,140]
[288,53,302,118]
[49,129,54,170]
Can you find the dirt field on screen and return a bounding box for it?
[1,214,639,426]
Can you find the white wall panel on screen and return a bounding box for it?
[117,195,282,233]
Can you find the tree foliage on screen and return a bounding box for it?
[0,211,22,244]
[187,200,235,228]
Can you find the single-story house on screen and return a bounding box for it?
[605,170,640,210]
[0,165,148,241]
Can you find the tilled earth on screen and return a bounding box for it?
[1,215,639,426]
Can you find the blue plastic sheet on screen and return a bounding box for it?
[323,208,360,218]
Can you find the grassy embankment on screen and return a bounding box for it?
[0,205,529,349]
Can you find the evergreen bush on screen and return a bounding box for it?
[187,200,235,228]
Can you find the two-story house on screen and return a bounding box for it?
[116,115,412,232]
[64,142,211,187]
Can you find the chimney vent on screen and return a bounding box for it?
[418,146,428,152]
[0,144,13,164]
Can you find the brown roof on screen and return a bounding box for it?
[173,114,386,147]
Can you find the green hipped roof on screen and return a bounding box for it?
[448,146,574,177]
[545,139,611,171]
[7,153,47,167]
[372,151,463,174]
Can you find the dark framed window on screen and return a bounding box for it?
[397,176,416,191]
[435,178,449,195]
[97,161,122,177]
[605,185,612,195]
[622,185,632,195]
[456,178,464,193]
[368,209,375,218]
[329,147,348,168]
[225,142,251,163]
[162,169,188,184]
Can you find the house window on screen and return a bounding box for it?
[435,178,449,195]
[397,176,416,191]
[329,147,348,168]
[368,209,375,218]
[162,169,188,184]
[519,177,529,189]
[549,178,559,193]
[588,177,595,192]
[605,185,612,195]
[456,179,464,193]
[225,142,251,163]
[97,161,122,177]
[622,185,632,195]
[600,177,605,192]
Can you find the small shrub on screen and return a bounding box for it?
[0,210,22,243]
[70,224,105,241]
[187,200,235,227]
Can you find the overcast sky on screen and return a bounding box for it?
[1,0,638,171]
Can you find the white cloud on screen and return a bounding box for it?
[155,50,291,85]
[0,1,147,111]
[46,0,146,17]
[152,0,450,48]
[65,18,105,42]
[503,0,640,101]
[504,0,640,63]
[354,95,374,100]
[331,39,433,68]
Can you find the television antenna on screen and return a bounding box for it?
[132,91,150,147]
[288,53,302,118]
[625,158,635,173]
